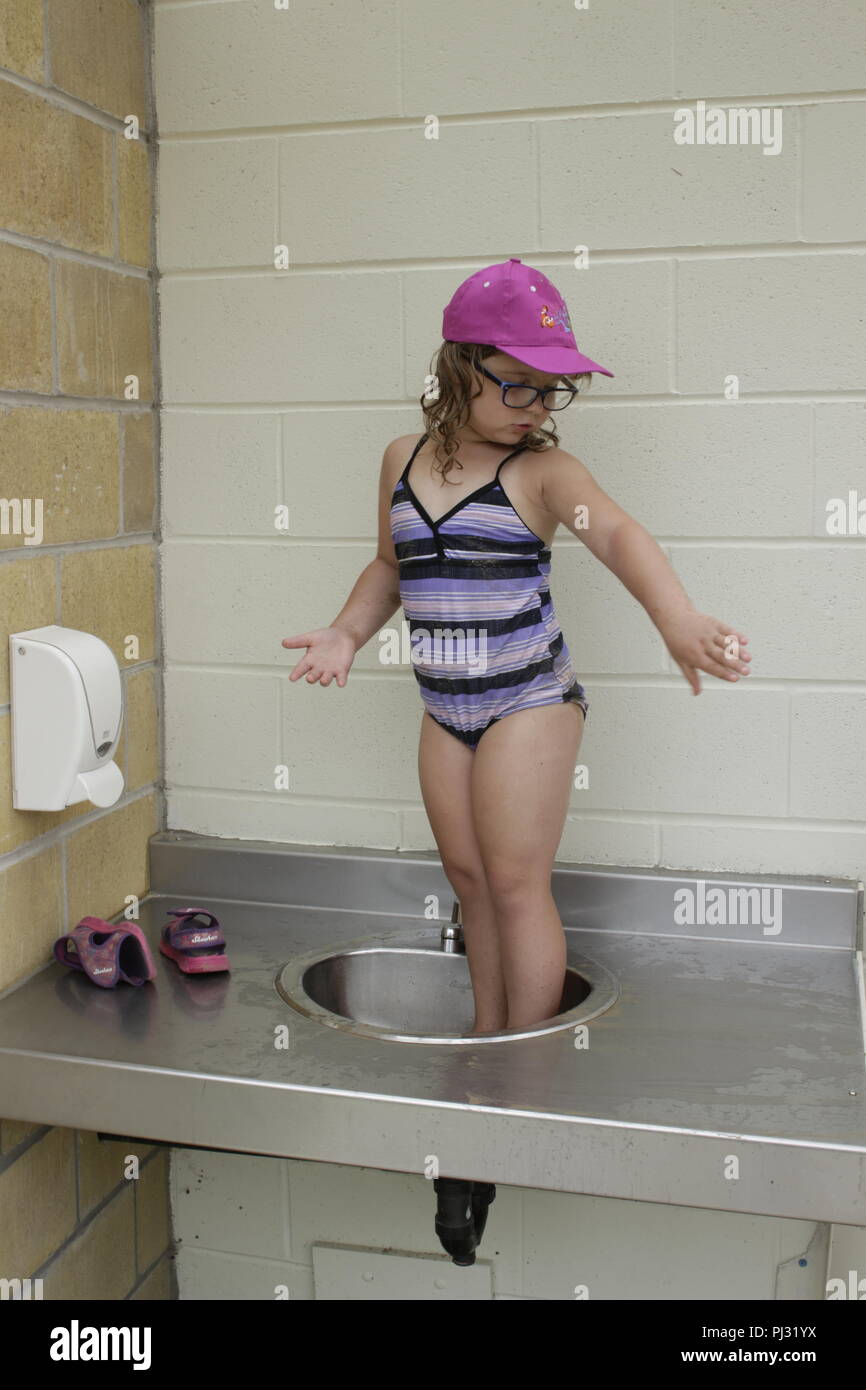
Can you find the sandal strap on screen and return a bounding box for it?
[163,921,226,953]
[164,907,224,951]
[166,907,219,925]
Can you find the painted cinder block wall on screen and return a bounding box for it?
[0,0,173,1299]
[153,1,866,1299]
[156,0,866,884]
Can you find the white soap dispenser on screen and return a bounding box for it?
[9,625,125,810]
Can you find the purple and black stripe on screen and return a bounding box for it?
[389,433,589,749]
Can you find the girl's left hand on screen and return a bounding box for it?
[659,609,751,695]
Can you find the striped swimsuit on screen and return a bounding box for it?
[389,432,589,750]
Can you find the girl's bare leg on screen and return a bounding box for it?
[417,713,508,1032]
[470,703,584,1029]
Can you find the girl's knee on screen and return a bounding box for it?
[444,862,490,900]
[484,860,550,906]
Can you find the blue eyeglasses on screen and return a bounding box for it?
[480,365,578,411]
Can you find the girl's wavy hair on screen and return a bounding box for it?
[418,341,592,485]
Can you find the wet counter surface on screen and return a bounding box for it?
[0,840,864,1225]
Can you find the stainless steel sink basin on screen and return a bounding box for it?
[274,926,620,1044]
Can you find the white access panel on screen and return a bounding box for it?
[311,1243,493,1299]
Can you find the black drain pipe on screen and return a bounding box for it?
[433,1178,496,1264]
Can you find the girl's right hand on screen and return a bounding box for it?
[281,626,356,687]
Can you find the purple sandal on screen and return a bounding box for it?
[159,907,230,974]
[54,917,156,988]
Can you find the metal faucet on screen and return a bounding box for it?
[440,898,464,953]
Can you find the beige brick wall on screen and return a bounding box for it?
[0,0,173,1298]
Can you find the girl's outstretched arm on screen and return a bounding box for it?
[538,446,752,697]
[281,443,403,688]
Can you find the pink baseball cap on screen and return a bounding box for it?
[442,257,613,378]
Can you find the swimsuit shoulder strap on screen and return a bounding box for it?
[398,432,429,485]
[494,438,531,481]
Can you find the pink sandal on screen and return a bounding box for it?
[54,917,156,988]
[159,907,230,974]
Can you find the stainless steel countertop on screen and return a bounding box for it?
[0,834,864,1223]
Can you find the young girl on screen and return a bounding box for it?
[282,257,751,1038]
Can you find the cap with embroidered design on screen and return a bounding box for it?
[442,257,613,377]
